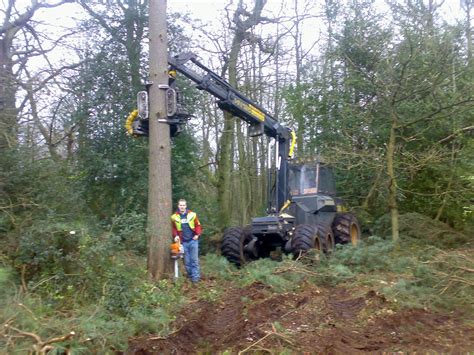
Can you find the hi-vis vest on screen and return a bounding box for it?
[171,211,197,231]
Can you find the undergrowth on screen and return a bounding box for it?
[201,254,306,293]
[1,215,472,353]
[0,221,184,353]
[287,236,474,314]
[373,212,472,248]
[0,264,185,353]
[201,232,474,316]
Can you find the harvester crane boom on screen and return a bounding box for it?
[169,53,289,139]
[168,52,294,212]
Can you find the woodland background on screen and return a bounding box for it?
[0,0,473,352]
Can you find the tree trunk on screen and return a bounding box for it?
[24,81,62,161]
[123,0,144,89]
[0,35,17,151]
[216,0,269,229]
[236,119,250,224]
[435,143,457,221]
[147,0,172,280]
[0,31,18,201]
[387,114,399,242]
[362,164,383,211]
[217,110,233,229]
[216,29,243,229]
[465,0,473,66]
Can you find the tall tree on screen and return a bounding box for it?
[281,0,473,236]
[462,0,473,65]
[217,0,271,229]
[0,0,74,148]
[147,0,172,279]
[0,0,75,219]
[79,0,147,90]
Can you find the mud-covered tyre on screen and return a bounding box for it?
[221,226,254,267]
[332,213,361,246]
[317,223,335,254]
[291,224,325,258]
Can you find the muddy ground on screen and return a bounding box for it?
[127,279,474,354]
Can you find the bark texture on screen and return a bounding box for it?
[147,0,172,280]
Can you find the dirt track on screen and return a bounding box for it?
[127,281,474,353]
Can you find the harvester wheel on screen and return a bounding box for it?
[221,226,254,267]
[317,223,335,254]
[332,213,361,246]
[291,224,325,259]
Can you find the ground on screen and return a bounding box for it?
[127,277,474,354]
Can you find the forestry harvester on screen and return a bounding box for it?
[128,52,361,266]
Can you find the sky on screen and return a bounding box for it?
[6,0,465,78]
[7,0,466,89]
[6,0,464,25]
[168,0,224,20]
[7,1,464,45]
[167,0,464,27]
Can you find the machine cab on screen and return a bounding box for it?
[288,162,336,197]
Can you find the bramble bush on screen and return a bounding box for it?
[108,211,147,255]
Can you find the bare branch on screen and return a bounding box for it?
[4,324,41,343]
[0,0,74,34]
[398,98,474,129]
[438,125,474,143]
[79,0,125,46]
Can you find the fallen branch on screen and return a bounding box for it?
[149,324,185,340]
[4,324,41,343]
[452,266,474,273]
[238,324,294,354]
[42,332,76,347]
[4,325,75,354]
[17,303,38,321]
[274,263,319,277]
[20,265,28,293]
[238,331,274,354]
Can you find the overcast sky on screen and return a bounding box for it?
[6,0,465,75]
[168,0,463,24]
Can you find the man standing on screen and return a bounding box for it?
[171,199,202,283]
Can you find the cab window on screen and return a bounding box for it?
[289,165,317,195]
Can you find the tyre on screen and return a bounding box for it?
[221,226,254,267]
[291,224,325,258]
[317,223,335,254]
[332,213,361,246]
